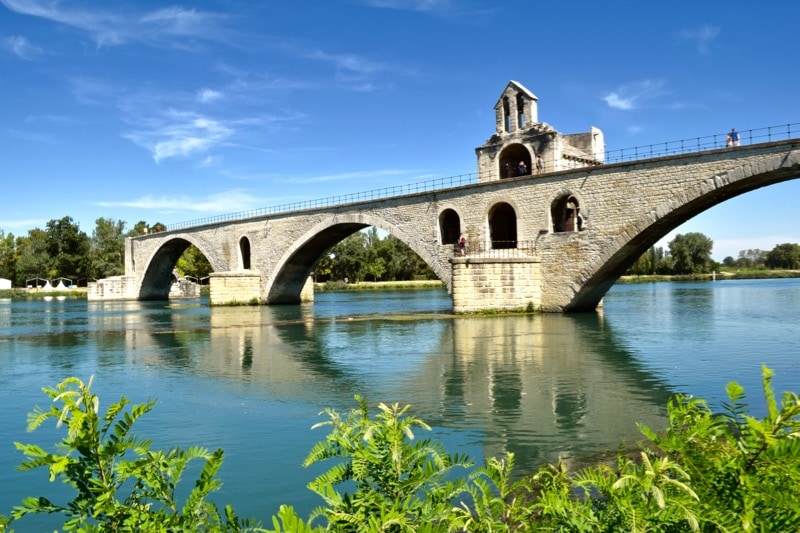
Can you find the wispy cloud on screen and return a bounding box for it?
[4,35,42,59]
[0,218,45,231]
[1,0,226,48]
[122,109,234,163]
[197,88,224,103]
[601,79,666,111]
[94,189,265,213]
[273,169,415,184]
[677,24,721,55]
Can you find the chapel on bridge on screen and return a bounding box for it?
[475,81,604,181]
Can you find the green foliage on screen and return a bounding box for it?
[6,368,800,532]
[315,228,435,284]
[669,232,714,274]
[7,376,262,532]
[176,244,213,279]
[300,395,473,531]
[89,217,126,278]
[765,242,800,269]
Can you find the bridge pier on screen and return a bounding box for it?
[209,272,315,305]
[209,271,262,305]
[451,257,541,313]
[87,276,138,301]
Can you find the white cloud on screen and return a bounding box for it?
[602,79,666,111]
[273,168,416,184]
[122,109,234,163]
[677,24,721,55]
[0,0,225,47]
[197,88,224,103]
[4,35,42,59]
[94,189,265,214]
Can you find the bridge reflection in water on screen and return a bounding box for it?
[109,300,674,473]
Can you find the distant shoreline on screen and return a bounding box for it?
[2,272,797,301]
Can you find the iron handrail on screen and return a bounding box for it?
[164,122,800,232]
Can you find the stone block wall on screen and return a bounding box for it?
[87,276,138,301]
[451,257,541,313]
[209,271,262,305]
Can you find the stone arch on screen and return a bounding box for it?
[239,236,251,270]
[438,207,461,245]
[499,143,531,178]
[267,213,451,304]
[550,190,587,233]
[566,153,800,312]
[487,201,518,249]
[137,234,220,300]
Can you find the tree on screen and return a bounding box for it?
[737,248,767,269]
[15,229,50,286]
[669,232,714,274]
[765,242,800,269]
[0,230,16,282]
[45,216,90,280]
[175,244,213,279]
[90,217,126,278]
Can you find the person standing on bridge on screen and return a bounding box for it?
[517,161,528,175]
[728,128,740,147]
[535,153,544,175]
[458,232,467,256]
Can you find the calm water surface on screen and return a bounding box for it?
[1,278,799,529]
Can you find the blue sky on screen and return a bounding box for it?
[1,0,798,261]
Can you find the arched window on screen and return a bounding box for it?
[503,96,511,132]
[489,202,517,249]
[551,195,583,233]
[239,236,251,270]
[516,92,526,129]
[438,209,461,245]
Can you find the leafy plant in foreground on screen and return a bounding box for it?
[301,395,473,531]
[6,376,261,532]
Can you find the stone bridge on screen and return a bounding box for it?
[88,83,800,312]
[90,139,800,312]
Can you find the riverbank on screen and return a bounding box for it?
[619,269,800,283]
[0,288,88,300]
[315,279,444,292]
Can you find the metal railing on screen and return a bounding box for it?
[167,172,478,231]
[604,123,800,164]
[165,122,800,232]
[452,239,544,258]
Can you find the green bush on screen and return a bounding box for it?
[4,367,800,532]
[2,376,262,532]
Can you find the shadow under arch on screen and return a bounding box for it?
[139,234,220,300]
[567,156,800,311]
[267,214,451,304]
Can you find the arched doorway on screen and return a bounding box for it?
[499,143,531,178]
[439,208,461,245]
[489,202,517,249]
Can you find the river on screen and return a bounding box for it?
[1,278,799,529]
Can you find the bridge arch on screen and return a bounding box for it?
[266,213,450,304]
[139,234,221,299]
[567,151,800,311]
[487,201,518,249]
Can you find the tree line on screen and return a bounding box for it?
[2,218,798,288]
[626,232,800,275]
[0,217,164,288]
[0,219,433,288]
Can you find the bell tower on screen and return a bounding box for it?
[476,81,604,182]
